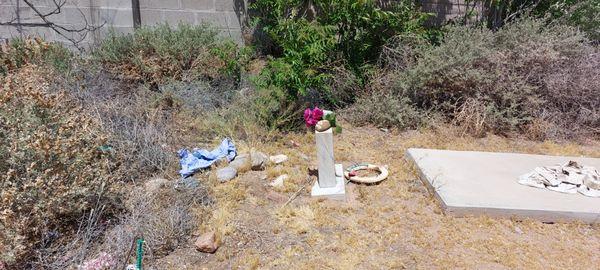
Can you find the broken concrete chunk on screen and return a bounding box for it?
[194,232,219,253]
[269,174,289,187]
[217,167,237,182]
[250,151,268,170]
[269,154,288,164]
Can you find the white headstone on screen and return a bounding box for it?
[316,129,336,188]
[312,128,345,200]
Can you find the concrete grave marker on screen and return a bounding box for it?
[406,148,600,223]
[311,126,345,200]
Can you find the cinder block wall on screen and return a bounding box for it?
[0,0,244,46]
[419,0,485,25]
[0,0,480,46]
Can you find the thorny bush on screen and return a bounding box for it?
[0,66,124,267]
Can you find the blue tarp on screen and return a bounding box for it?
[178,138,236,177]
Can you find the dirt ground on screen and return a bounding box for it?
[154,125,600,269]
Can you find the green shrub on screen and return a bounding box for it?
[0,38,72,75]
[348,18,599,138]
[250,0,429,129]
[0,66,124,267]
[94,24,248,85]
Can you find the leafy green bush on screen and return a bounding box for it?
[0,38,72,75]
[347,18,599,138]
[0,66,124,267]
[94,24,249,85]
[250,0,429,129]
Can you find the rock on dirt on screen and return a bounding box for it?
[229,153,250,171]
[194,232,219,253]
[250,151,268,170]
[217,167,237,182]
[269,154,288,164]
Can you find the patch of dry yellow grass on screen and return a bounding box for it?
[161,124,600,269]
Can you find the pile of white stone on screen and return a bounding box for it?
[518,161,600,197]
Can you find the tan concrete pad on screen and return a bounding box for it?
[406,148,600,223]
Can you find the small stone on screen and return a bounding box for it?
[216,167,237,182]
[269,154,288,164]
[315,120,331,132]
[380,128,390,133]
[229,154,250,171]
[194,232,219,253]
[269,174,289,187]
[144,178,170,193]
[250,151,268,170]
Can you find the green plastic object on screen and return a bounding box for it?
[136,238,144,270]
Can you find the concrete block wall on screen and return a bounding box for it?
[419,0,486,25]
[0,0,481,46]
[0,0,244,46]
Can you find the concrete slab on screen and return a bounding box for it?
[406,148,600,223]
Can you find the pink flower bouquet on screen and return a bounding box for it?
[303,107,324,127]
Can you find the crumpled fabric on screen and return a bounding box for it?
[178,138,236,177]
[518,160,600,198]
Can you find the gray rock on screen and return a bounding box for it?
[229,154,250,171]
[250,151,268,171]
[217,166,237,182]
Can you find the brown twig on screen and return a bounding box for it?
[281,176,312,208]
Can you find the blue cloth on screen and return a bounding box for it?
[178,138,236,177]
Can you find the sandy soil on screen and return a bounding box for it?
[154,126,600,269]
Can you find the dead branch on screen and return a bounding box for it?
[0,0,106,47]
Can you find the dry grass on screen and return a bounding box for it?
[153,124,600,269]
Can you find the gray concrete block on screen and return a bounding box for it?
[181,0,214,11]
[223,11,240,29]
[0,0,16,5]
[96,8,133,27]
[163,10,195,25]
[195,11,227,28]
[141,0,180,10]
[215,0,233,11]
[140,9,164,25]
[406,148,600,223]
[85,0,131,8]
[55,7,92,25]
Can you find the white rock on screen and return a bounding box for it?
[269,174,289,187]
[269,154,288,164]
